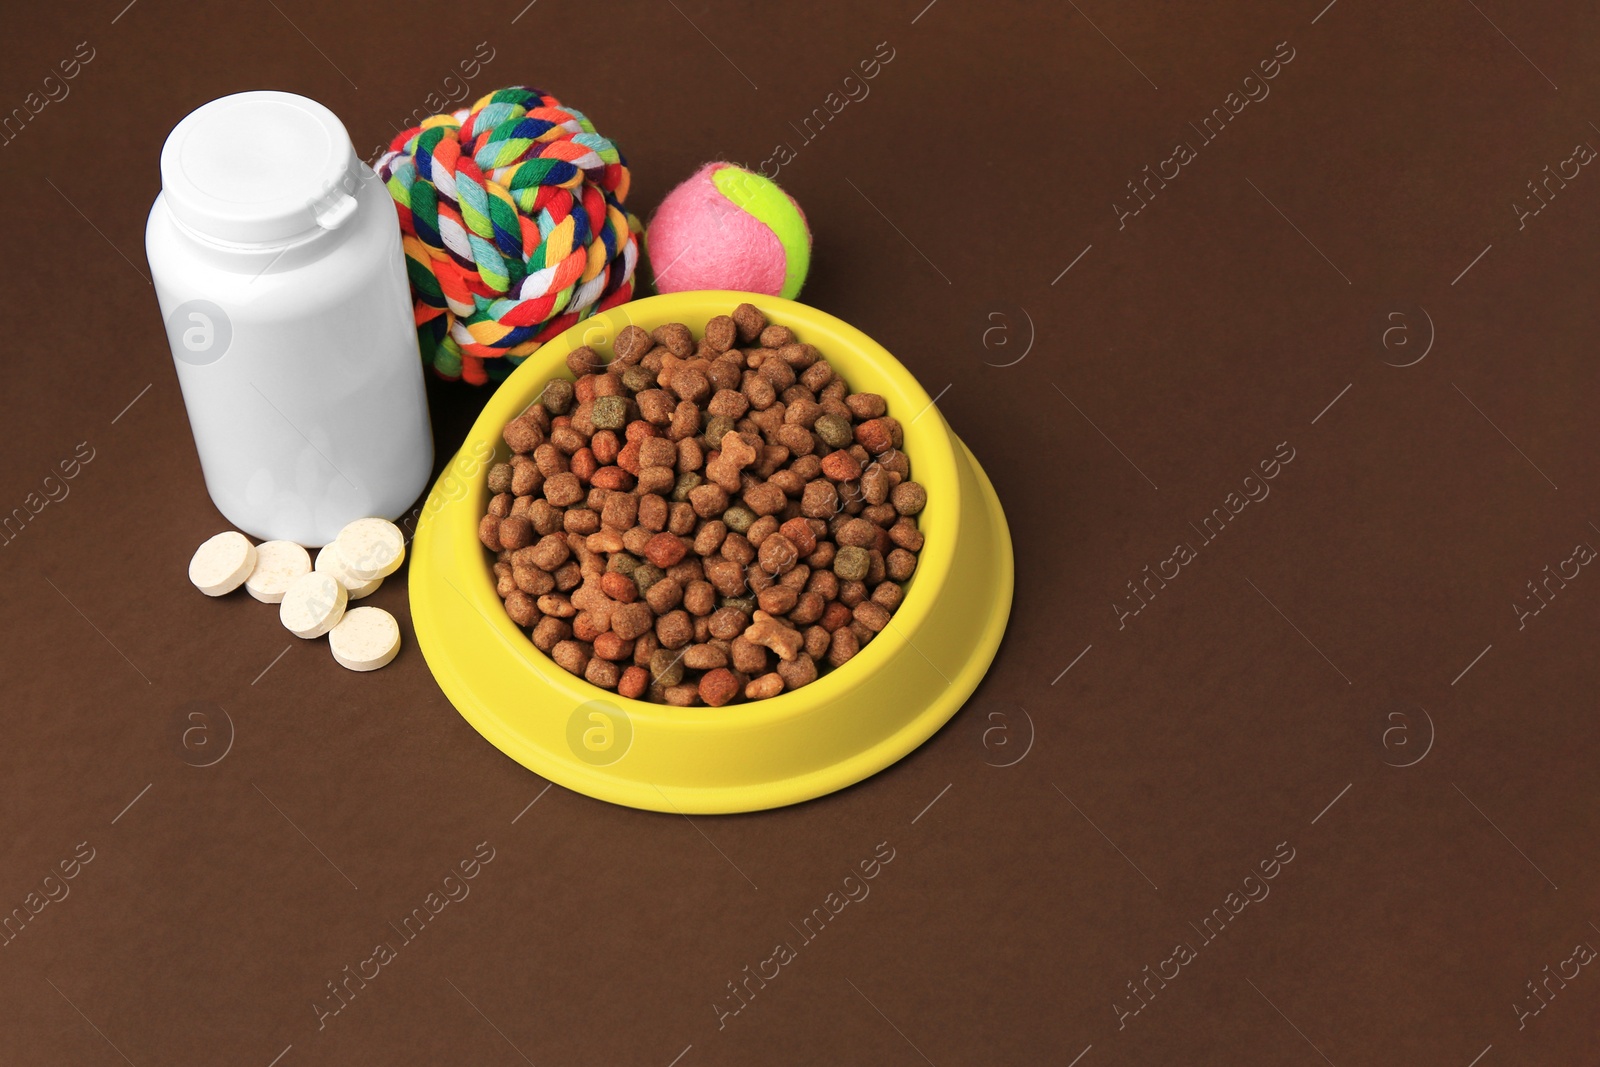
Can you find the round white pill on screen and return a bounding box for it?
[314,543,382,600]
[279,571,348,639]
[189,531,257,596]
[245,540,312,603]
[328,606,401,671]
[335,518,405,581]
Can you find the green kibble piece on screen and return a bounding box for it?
[621,365,655,394]
[815,414,853,450]
[592,395,628,430]
[719,596,757,615]
[703,415,735,448]
[607,553,640,576]
[723,505,756,534]
[833,545,870,582]
[650,648,684,686]
[633,562,666,592]
[672,471,703,502]
[542,378,575,415]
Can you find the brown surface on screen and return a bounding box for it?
[3,0,1599,1063]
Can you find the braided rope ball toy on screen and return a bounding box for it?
[377,87,640,385]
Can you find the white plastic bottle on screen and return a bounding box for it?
[147,91,432,547]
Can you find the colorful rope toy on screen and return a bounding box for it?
[378,87,640,385]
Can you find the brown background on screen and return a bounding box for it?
[2,0,1598,1063]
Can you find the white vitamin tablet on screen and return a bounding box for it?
[335,518,405,581]
[244,540,312,603]
[189,531,257,596]
[328,606,401,671]
[279,571,348,639]
[314,543,382,600]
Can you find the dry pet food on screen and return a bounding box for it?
[481,302,926,706]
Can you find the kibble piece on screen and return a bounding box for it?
[745,613,804,661]
[698,668,741,707]
[743,481,786,517]
[833,545,871,582]
[632,562,666,593]
[854,600,891,633]
[504,590,538,627]
[503,415,543,453]
[656,609,694,649]
[531,616,569,651]
[529,533,570,572]
[845,393,887,420]
[707,606,751,641]
[790,590,826,626]
[649,647,685,686]
[827,626,860,667]
[669,365,711,404]
[644,532,688,568]
[662,682,700,707]
[758,533,800,575]
[745,673,784,700]
[836,518,877,548]
[730,636,768,674]
[732,302,766,343]
[613,325,653,364]
[776,653,818,690]
[757,585,798,616]
[544,472,584,507]
[889,517,925,552]
[801,480,839,519]
[683,643,729,670]
[819,450,861,482]
[610,601,654,641]
[542,378,575,414]
[566,346,604,377]
[886,548,917,581]
[891,481,927,516]
[498,516,534,551]
[854,418,896,455]
[552,639,591,676]
[618,665,650,699]
[813,414,853,450]
[486,462,514,494]
[684,579,718,615]
[593,631,634,661]
[585,656,621,689]
[871,582,904,611]
[600,571,638,603]
[645,575,684,614]
[802,624,831,661]
[592,396,628,431]
[653,322,694,357]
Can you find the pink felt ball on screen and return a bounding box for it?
[646,163,811,298]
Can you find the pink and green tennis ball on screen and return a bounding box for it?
[646,163,811,299]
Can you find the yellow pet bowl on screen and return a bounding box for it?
[410,292,1013,813]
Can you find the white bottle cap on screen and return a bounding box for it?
[160,90,364,245]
